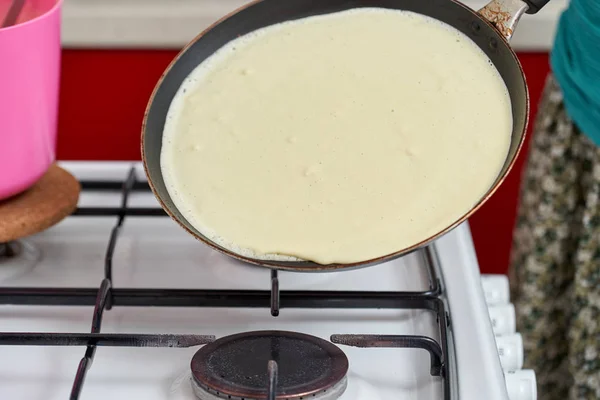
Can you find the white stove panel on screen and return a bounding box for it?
[0,162,516,400]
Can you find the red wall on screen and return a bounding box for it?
[56,50,551,274]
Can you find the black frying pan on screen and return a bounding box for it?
[142,0,551,272]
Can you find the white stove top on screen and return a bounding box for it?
[0,162,520,400]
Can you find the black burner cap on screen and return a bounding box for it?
[191,330,349,400]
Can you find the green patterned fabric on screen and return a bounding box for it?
[510,74,600,400]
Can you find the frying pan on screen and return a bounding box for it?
[142,0,551,272]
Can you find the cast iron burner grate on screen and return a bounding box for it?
[0,165,457,400]
[191,331,349,400]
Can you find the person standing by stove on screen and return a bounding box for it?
[509,1,600,399]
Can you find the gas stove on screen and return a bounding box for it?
[0,162,535,400]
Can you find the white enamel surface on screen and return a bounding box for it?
[0,162,509,400]
[0,241,40,282]
[436,223,511,400]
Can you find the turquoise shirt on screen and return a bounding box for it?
[551,0,600,146]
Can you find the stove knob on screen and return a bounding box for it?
[505,370,537,400]
[495,333,524,371]
[487,304,516,335]
[481,274,510,305]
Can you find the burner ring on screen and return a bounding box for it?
[190,330,349,400]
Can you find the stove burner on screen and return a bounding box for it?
[0,240,39,282]
[191,331,349,400]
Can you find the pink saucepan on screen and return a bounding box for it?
[0,0,62,200]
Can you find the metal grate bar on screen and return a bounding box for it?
[69,278,111,400]
[0,288,443,309]
[424,246,455,400]
[69,167,139,400]
[331,334,444,376]
[80,180,150,191]
[104,167,137,284]
[0,333,215,347]
[270,270,280,316]
[331,297,452,400]
[70,358,90,400]
[420,247,443,297]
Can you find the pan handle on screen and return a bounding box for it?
[523,0,551,14]
[478,0,551,41]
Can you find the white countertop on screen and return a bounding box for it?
[62,0,567,51]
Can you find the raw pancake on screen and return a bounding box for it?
[161,8,513,265]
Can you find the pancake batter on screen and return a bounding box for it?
[161,8,512,264]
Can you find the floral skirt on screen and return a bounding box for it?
[510,74,600,400]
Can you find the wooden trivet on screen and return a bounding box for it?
[0,164,80,242]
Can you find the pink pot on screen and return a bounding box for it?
[0,0,62,200]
